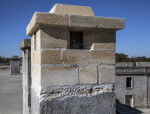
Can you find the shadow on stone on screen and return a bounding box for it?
[116,99,142,114]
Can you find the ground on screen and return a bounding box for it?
[0,69,22,114]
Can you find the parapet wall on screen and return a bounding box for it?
[116,62,150,67]
[31,27,116,89]
[116,62,150,75]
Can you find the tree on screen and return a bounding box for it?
[116,53,150,62]
[116,53,129,62]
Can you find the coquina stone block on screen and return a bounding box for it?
[31,34,35,51]
[49,4,95,16]
[41,49,61,64]
[31,33,41,51]
[31,65,41,85]
[91,43,116,50]
[83,31,116,50]
[31,51,40,64]
[79,66,98,84]
[98,65,115,84]
[62,49,90,65]
[90,50,115,64]
[40,27,69,48]
[27,13,69,36]
[69,15,125,29]
[41,66,78,87]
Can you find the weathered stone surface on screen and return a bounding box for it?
[10,59,20,74]
[38,85,115,114]
[31,34,35,51]
[99,65,115,84]
[136,62,150,67]
[83,30,116,49]
[62,49,90,65]
[27,12,125,36]
[11,56,19,60]
[41,49,61,64]
[20,39,31,50]
[41,66,78,87]
[69,15,125,30]
[30,30,41,51]
[116,67,150,75]
[50,4,95,16]
[27,13,69,36]
[31,66,41,85]
[41,84,113,96]
[40,27,68,48]
[31,88,40,114]
[31,51,40,64]
[115,62,134,67]
[36,30,41,50]
[79,66,97,84]
[91,43,116,50]
[115,75,148,108]
[22,49,31,114]
[90,50,115,64]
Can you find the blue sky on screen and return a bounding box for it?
[0,0,150,57]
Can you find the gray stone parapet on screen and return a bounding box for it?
[116,66,150,75]
[10,56,20,75]
[20,39,31,114]
[20,39,31,50]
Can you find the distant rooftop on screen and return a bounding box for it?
[49,4,95,16]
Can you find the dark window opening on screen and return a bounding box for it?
[126,77,132,88]
[70,32,83,49]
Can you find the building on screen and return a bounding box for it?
[115,62,150,108]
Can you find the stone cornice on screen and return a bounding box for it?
[26,12,125,36]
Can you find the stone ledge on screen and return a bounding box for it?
[20,39,31,50]
[70,15,125,29]
[27,12,69,36]
[91,43,116,50]
[41,84,113,97]
[31,84,115,114]
[90,50,115,64]
[27,12,125,36]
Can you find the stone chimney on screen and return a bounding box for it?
[25,4,125,114]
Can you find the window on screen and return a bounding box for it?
[126,77,132,88]
[70,32,83,49]
[125,95,133,107]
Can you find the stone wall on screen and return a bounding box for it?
[24,4,125,114]
[31,27,116,88]
[29,25,117,113]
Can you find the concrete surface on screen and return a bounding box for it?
[0,69,22,114]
